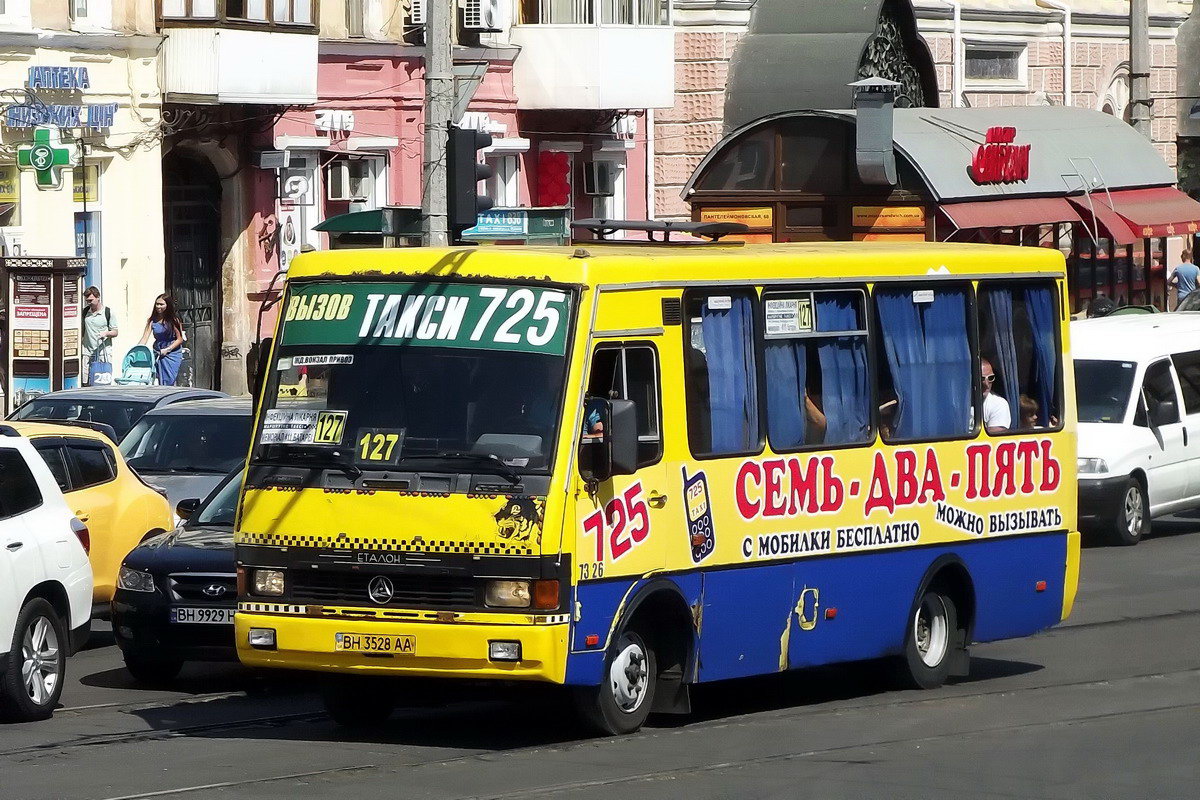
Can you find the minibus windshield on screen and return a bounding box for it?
[255,281,573,475]
[1074,359,1137,424]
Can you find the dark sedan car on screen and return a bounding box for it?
[8,386,226,440]
[111,468,242,683]
[118,398,253,508]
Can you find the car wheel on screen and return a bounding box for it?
[123,652,183,685]
[896,588,958,690]
[321,677,396,729]
[574,630,657,736]
[0,599,67,722]
[1107,476,1149,546]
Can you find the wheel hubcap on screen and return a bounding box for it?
[914,596,949,668]
[608,641,649,713]
[20,616,60,707]
[1125,486,1143,536]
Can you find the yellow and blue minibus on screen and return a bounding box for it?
[235,239,1078,734]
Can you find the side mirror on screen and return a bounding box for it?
[1152,399,1178,427]
[176,498,201,520]
[251,337,273,410]
[579,398,638,482]
[608,399,639,477]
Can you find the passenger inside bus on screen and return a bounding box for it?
[980,358,1011,434]
[978,284,1061,432]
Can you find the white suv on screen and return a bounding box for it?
[0,428,93,722]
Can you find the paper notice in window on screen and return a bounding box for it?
[261,409,319,445]
[764,298,813,337]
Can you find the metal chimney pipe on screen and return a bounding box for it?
[850,77,900,186]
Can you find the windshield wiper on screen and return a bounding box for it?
[255,450,362,480]
[400,452,521,485]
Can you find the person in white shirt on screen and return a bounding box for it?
[981,358,1010,434]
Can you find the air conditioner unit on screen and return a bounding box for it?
[410,0,426,25]
[582,161,615,197]
[463,0,500,30]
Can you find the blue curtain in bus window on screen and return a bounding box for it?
[816,293,870,443]
[1025,285,1057,426]
[987,288,1022,423]
[876,290,929,439]
[878,288,972,439]
[702,295,759,453]
[923,289,973,437]
[765,340,807,449]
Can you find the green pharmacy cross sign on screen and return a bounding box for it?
[17,126,77,189]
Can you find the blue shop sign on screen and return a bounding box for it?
[27,66,91,90]
[4,103,117,130]
[5,67,115,130]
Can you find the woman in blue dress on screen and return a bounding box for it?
[139,294,184,386]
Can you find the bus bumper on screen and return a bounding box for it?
[235,611,569,683]
[1062,530,1081,622]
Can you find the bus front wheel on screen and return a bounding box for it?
[897,588,959,690]
[575,630,657,736]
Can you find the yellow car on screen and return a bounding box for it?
[7,421,173,611]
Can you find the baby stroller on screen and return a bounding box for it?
[114,345,156,386]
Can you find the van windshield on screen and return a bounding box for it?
[1074,359,1137,423]
[255,281,574,475]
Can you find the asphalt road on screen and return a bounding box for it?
[3,520,1200,800]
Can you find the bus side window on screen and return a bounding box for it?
[978,281,1063,432]
[762,288,872,450]
[684,290,762,457]
[874,285,974,441]
[585,344,662,467]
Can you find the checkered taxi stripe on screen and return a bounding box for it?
[237,603,570,625]
[237,531,534,556]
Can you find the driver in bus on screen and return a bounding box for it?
[981,358,1011,434]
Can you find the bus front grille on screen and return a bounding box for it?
[289,571,480,609]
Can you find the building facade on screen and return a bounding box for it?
[0,0,163,407]
[659,0,1191,219]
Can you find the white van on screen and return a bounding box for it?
[1073,314,1200,545]
[0,428,93,721]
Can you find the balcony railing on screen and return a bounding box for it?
[520,0,670,26]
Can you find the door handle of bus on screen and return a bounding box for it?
[647,491,668,509]
[6,541,23,552]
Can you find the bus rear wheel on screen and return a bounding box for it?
[575,630,657,736]
[897,588,959,690]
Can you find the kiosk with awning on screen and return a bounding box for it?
[684,105,1200,311]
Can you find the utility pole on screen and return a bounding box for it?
[1130,0,1152,138]
[422,0,454,246]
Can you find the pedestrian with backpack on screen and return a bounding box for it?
[81,286,118,386]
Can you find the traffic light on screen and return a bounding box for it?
[448,125,494,232]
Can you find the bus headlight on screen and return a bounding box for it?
[252,569,286,596]
[485,580,531,608]
[1077,457,1109,475]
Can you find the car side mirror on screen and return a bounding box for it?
[176,498,201,520]
[1152,399,1178,427]
[579,398,638,482]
